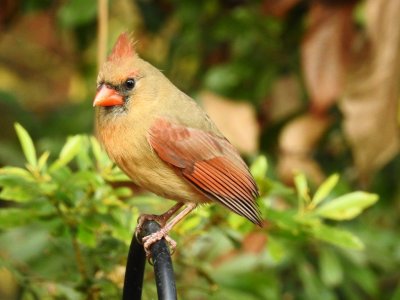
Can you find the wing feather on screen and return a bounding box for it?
[148,118,262,226]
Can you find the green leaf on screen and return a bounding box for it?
[294,173,311,204]
[90,136,103,161]
[178,215,202,233]
[14,123,37,167]
[58,0,97,27]
[204,64,241,93]
[265,208,299,233]
[77,225,96,248]
[250,155,268,181]
[347,265,378,296]
[319,248,343,287]
[50,135,82,171]
[114,187,133,198]
[39,182,58,195]
[297,260,334,300]
[0,185,38,202]
[311,224,364,250]
[0,208,33,229]
[38,151,50,171]
[104,166,130,182]
[227,211,246,229]
[267,237,287,263]
[310,173,339,208]
[316,192,378,220]
[0,166,33,180]
[76,137,91,171]
[91,136,114,170]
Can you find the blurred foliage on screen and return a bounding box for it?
[0,125,378,299]
[0,0,399,299]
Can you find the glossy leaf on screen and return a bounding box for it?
[311,223,364,250]
[294,173,311,204]
[14,123,37,167]
[319,248,343,287]
[0,166,33,180]
[0,185,38,202]
[316,192,378,220]
[250,155,268,182]
[310,173,339,208]
[50,135,82,171]
[38,151,50,171]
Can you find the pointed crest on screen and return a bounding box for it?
[107,32,135,62]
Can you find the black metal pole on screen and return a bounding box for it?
[122,220,177,300]
[122,227,146,300]
[144,221,177,300]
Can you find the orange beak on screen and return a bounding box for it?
[93,85,124,107]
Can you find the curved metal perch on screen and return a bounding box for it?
[123,220,177,300]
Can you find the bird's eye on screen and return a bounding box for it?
[124,78,135,90]
[97,82,104,91]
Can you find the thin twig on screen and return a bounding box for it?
[71,234,89,281]
[97,0,108,68]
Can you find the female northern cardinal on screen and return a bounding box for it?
[94,33,262,254]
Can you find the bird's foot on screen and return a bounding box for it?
[142,227,177,258]
[136,214,157,232]
[134,203,196,259]
[135,214,177,258]
[135,214,166,241]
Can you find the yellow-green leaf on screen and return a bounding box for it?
[250,155,268,181]
[310,173,339,208]
[294,173,311,204]
[316,192,378,220]
[319,247,343,287]
[0,185,37,202]
[0,167,33,180]
[77,225,97,248]
[14,123,37,167]
[50,135,82,171]
[38,151,51,171]
[311,224,364,250]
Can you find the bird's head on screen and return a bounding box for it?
[93,32,151,113]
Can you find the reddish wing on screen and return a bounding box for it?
[148,118,262,226]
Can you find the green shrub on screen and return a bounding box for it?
[0,124,379,299]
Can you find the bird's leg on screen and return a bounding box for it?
[135,202,184,237]
[142,202,197,256]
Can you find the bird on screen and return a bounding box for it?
[93,32,262,255]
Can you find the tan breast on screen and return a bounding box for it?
[96,109,209,204]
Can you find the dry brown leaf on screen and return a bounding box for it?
[278,113,331,184]
[340,0,400,180]
[242,232,267,254]
[279,113,331,154]
[199,91,259,155]
[278,153,326,185]
[262,0,301,17]
[302,2,355,112]
[267,74,303,123]
[212,231,267,267]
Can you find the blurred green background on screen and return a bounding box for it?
[0,0,399,299]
